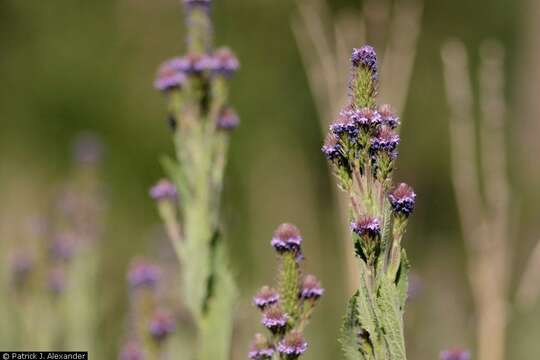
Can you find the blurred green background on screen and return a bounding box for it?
[1,0,540,358]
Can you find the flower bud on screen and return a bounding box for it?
[149,179,177,202]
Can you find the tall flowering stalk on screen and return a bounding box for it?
[322,46,416,359]
[151,1,239,359]
[249,224,323,360]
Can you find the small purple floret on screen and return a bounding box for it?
[378,104,400,128]
[174,53,214,74]
[217,107,240,130]
[370,126,400,153]
[277,332,308,359]
[154,58,187,92]
[248,333,274,360]
[149,310,176,342]
[183,0,211,11]
[253,286,279,309]
[388,183,416,217]
[261,305,288,333]
[128,259,162,289]
[300,274,324,300]
[149,179,177,201]
[50,233,76,261]
[351,216,381,238]
[211,47,240,76]
[439,349,471,360]
[271,223,303,253]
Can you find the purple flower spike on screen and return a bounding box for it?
[277,331,308,359]
[388,183,416,217]
[127,259,162,289]
[271,223,303,254]
[300,274,324,300]
[253,286,279,309]
[378,104,400,128]
[120,341,144,360]
[261,305,288,334]
[440,348,471,360]
[73,132,104,165]
[351,45,378,79]
[149,179,177,202]
[371,126,400,153]
[217,107,240,131]
[154,58,187,92]
[212,47,240,76]
[351,216,381,239]
[248,333,274,360]
[48,267,66,295]
[149,309,176,342]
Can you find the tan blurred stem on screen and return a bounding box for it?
[442,39,510,360]
[293,0,422,294]
[516,238,540,307]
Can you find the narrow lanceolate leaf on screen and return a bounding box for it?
[377,277,407,360]
[340,292,368,360]
[199,240,237,360]
[377,201,394,278]
[396,250,411,313]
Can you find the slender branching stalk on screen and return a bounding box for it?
[292,0,422,294]
[150,1,240,359]
[322,45,416,360]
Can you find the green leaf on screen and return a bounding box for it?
[396,250,411,313]
[376,277,407,360]
[340,292,364,360]
[199,239,237,360]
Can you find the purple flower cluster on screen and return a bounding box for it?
[248,333,274,360]
[10,252,34,288]
[271,223,303,254]
[183,0,211,11]
[49,233,76,261]
[261,305,288,334]
[370,126,400,154]
[127,259,162,289]
[388,183,416,217]
[439,349,471,360]
[149,310,176,342]
[351,216,381,239]
[277,332,308,360]
[217,107,240,131]
[321,135,344,163]
[253,286,280,309]
[378,104,400,128]
[149,179,177,202]
[351,45,378,84]
[299,275,324,300]
[154,49,239,92]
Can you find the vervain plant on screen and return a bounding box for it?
[248,223,323,360]
[150,0,239,359]
[321,46,416,359]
